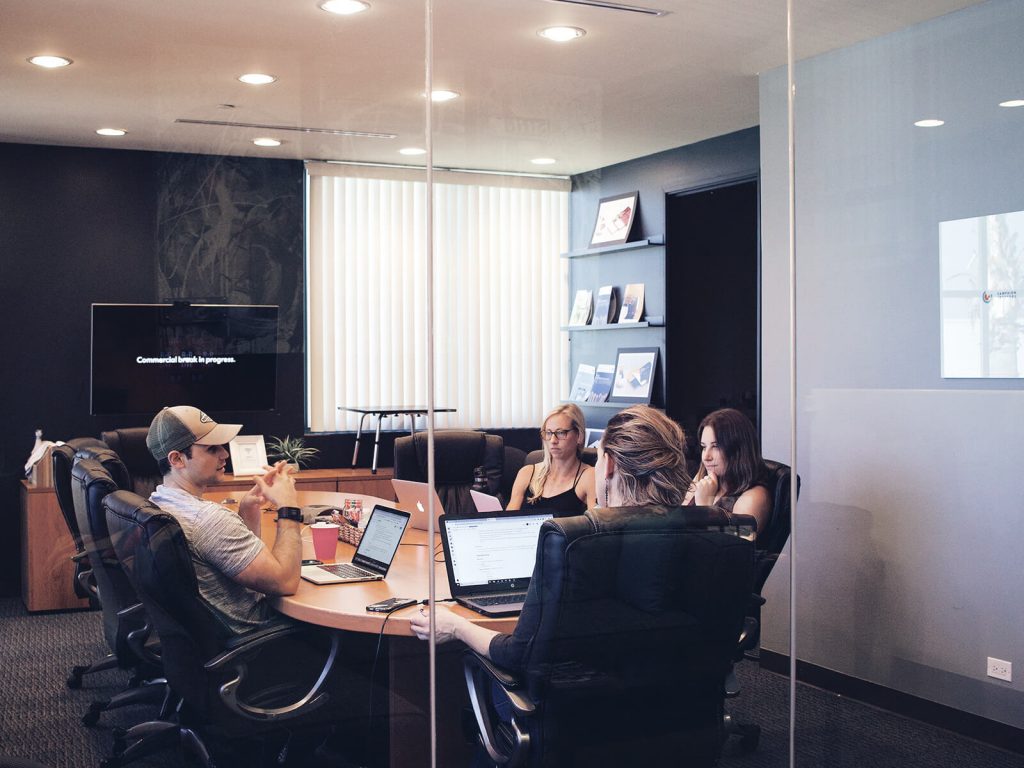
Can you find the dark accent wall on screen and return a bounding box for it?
[0,143,309,596]
[569,127,761,436]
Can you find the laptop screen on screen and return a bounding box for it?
[442,513,552,592]
[352,506,409,573]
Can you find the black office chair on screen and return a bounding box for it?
[723,458,799,750]
[101,427,162,498]
[500,446,527,505]
[523,446,597,467]
[463,505,754,767]
[71,452,167,724]
[52,438,107,602]
[393,430,504,516]
[102,490,340,768]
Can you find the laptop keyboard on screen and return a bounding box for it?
[473,592,527,606]
[319,563,373,579]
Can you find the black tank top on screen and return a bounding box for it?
[525,461,587,516]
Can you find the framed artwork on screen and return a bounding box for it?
[584,428,605,448]
[589,191,639,247]
[609,347,659,404]
[228,434,268,477]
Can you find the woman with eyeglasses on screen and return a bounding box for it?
[506,403,596,514]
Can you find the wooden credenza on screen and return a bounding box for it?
[19,467,395,612]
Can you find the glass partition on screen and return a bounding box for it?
[428,1,792,765]
[782,0,1024,763]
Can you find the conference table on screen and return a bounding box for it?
[206,489,516,767]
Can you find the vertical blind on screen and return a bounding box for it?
[306,163,570,432]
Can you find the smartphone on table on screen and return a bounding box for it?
[366,597,418,613]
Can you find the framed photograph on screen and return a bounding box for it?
[609,347,659,404]
[229,434,268,477]
[589,192,639,247]
[584,428,605,448]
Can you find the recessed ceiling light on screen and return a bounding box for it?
[538,26,586,42]
[253,137,282,147]
[914,119,944,128]
[429,90,459,102]
[96,128,127,137]
[238,73,277,85]
[531,157,557,165]
[319,0,370,14]
[28,55,73,69]
[399,147,427,155]
[999,99,1024,108]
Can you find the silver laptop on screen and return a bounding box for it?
[301,505,410,585]
[439,511,553,616]
[391,478,445,531]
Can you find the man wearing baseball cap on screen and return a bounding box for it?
[147,405,304,634]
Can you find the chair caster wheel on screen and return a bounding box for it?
[82,702,105,727]
[68,667,86,688]
[739,725,761,752]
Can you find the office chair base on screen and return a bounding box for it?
[68,653,119,689]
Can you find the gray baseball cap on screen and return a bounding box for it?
[146,406,242,463]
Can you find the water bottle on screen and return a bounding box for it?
[471,466,489,494]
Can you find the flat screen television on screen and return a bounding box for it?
[91,303,279,415]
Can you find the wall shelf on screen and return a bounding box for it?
[561,320,663,331]
[561,400,625,409]
[561,235,664,259]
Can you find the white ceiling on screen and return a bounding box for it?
[0,0,982,175]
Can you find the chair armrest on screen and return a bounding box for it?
[72,550,90,562]
[117,603,162,666]
[204,624,339,722]
[464,652,535,767]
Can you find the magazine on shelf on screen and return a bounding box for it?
[568,289,594,326]
[593,285,618,325]
[587,363,615,403]
[618,283,645,323]
[569,363,596,402]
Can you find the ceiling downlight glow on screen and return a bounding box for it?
[319,0,370,14]
[999,99,1024,108]
[253,137,282,147]
[531,157,557,165]
[399,147,427,155]
[914,118,944,127]
[538,26,586,42]
[96,128,127,136]
[238,73,277,85]
[28,55,73,69]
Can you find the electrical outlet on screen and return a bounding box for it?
[987,657,1012,682]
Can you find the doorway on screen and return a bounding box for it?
[664,179,759,463]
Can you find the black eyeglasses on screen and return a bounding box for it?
[540,427,577,441]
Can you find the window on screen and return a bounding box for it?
[306,163,569,432]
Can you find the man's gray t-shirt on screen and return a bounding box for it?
[149,484,272,634]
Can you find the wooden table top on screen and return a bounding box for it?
[203,490,517,637]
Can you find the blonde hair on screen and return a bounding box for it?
[528,403,586,503]
[601,405,691,506]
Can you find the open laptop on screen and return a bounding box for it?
[439,511,553,616]
[301,505,410,585]
[469,489,503,513]
[391,478,446,531]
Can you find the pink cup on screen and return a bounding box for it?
[310,522,340,561]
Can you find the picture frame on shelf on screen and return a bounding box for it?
[584,428,604,448]
[589,191,639,248]
[609,347,659,404]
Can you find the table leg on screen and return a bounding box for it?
[372,414,384,475]
[352,413,371,468]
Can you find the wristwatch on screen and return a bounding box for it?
[275,506,303,523]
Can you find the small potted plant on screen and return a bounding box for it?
[266,435,320,471]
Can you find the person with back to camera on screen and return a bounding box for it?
[146,405,304,634]
[506,403,597,515]
[683,407,771,537]
[410,405,691,672]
